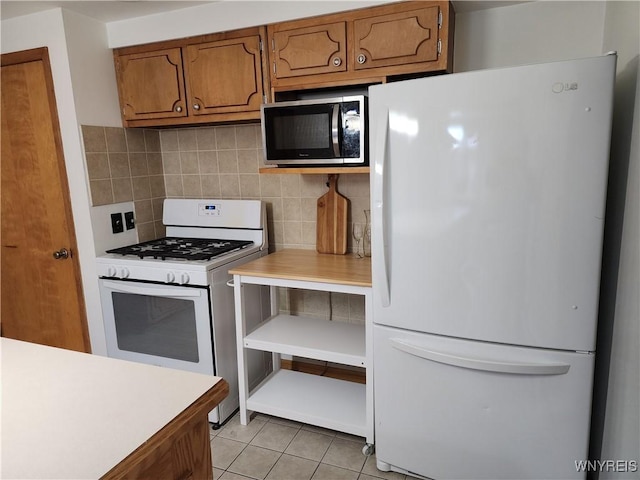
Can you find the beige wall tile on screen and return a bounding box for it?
[180,151,199,174]
[85,152,110,180]
[201,175,221,197]
[129,152,148,176]
[105,127,127,152]
[220,174,240,197]
[196,127,216,150]
[136,221,156,242]
[126,129,146,152]
[182,175,203,197]
[218,150,239,173]
[149,175,166,198]
[239,174,260,198]
[164,174,184,197]
[282,198,301,221]
[162,152,181,174]
[144,130,161,152]
[108,152,131,178]
[177,128,198,151]
[236,124,259,148]
[147,152,163,175]
[160,130,179,151]
[134,199,153,223]
[131,176,151,200]
[151,198,164,221]
[90,179,113,205]
[198,151,219,174]
[260,175,282,198]
[237,150,260,173]
[82,125,107,153]
[112,178,133,203]
[215,126,236,149]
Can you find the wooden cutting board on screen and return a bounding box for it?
[316,174,349,254]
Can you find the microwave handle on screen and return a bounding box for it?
[331,104,340,157]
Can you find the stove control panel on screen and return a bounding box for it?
[199,203,221,216]
[96,261,209,286]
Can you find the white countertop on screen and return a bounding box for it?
[1,338,223,479]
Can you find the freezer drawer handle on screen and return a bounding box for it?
[389,338,570,375]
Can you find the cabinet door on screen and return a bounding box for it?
[270,22,347,79]
[184,36,264,115]
[353,5,440,71]
[115,48,187,121]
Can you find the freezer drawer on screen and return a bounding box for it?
[373,325,595,479]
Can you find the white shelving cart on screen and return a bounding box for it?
[230,249,373,450]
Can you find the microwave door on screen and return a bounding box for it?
[331,103,340,157]
[262,103,341,165]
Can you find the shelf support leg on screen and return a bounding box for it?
[233,274,251,425]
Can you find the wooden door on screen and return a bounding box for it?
[184,35,264,115]
[1,47,90,353]
[269,21,347,79]
[353,5,441,71]
[114,48,187,121]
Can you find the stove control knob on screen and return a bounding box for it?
[107,266,117,277]
[180,272,190,285]
[119,267,130,279]
[166,272,176,283]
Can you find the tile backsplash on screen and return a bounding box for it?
[82,122,370,324]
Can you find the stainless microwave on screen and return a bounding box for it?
[260,95,367,166]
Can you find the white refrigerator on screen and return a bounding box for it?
[369,54,616,479]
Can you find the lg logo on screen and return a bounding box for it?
[552,82,579,93]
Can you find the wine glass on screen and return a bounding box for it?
[353,223,364,258]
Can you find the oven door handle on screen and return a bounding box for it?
[101,280,202,298]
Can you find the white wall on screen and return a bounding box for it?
[1,9,109,355]
[62,9,121,127]
[599,1,640,476]
[107,0,388,48]
[454,1,607,71]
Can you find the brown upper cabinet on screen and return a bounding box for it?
[267,1,454,92]
[114,27,269,127]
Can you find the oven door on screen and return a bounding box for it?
[99,279,214,376]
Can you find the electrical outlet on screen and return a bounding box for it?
[111,212,124,234]
[124,211,135,230]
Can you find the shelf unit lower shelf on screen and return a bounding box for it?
[247,369,367,437]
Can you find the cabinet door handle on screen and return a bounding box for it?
[357,53,367,64]
[332,57,342,67]
[175,105,182,113]
[193,104,201,111]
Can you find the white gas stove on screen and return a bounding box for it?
[96,199,267,286]
[96,199,271,427]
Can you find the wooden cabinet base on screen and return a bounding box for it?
[102,380,228,480]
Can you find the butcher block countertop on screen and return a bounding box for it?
[1,338,228,479]
[229,249,372,287]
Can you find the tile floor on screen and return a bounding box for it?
[209,413,410,480]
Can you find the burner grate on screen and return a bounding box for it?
[106,237,253,261]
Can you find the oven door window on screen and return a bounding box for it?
[112,292,200,363]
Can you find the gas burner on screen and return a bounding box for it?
[106,237,253,261]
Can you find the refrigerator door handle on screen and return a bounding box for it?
[372,109,391,307]
[389,338,571,375]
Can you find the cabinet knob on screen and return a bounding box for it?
[332,57,342,67]
[175,105,182,113]
[193,104,201,111]
[357,53,367,64]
